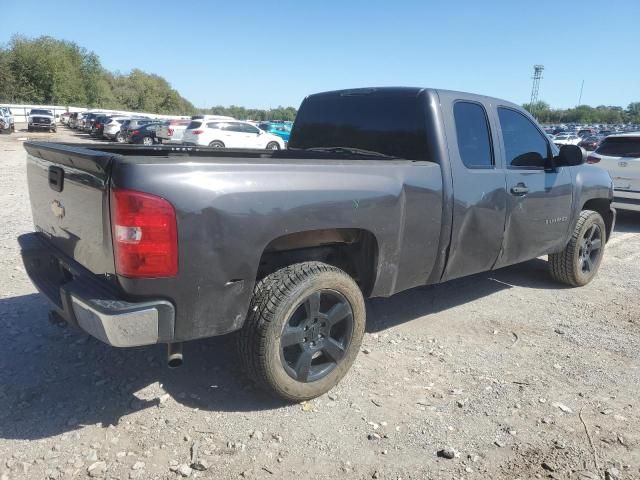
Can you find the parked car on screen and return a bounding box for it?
[27,109,56,132]
[83,112,112,132]
[156,119,192,144]
[59,112,71,125]
[578,135,604,151]
[578,128,597,138]
[182,120,285,149]
[90,115,112,137]
[19,87,614,402]
[128,122,163,145]
[120,118,155,142]
[0,106,14,133]
[258,122,291,143]
[102,117,130,142]
[587,133,640,211]
[120,118,158,143]
[553,133,581,146]
[68,112,80,129]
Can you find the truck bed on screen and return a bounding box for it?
[23,141,444,342]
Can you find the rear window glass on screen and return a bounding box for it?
[595,138,640,157]
[289,91,429,160]
[188,121,203,129]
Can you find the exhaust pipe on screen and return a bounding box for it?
[167,343,183,368]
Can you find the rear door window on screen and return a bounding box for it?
[497,107,549,169]
[596,138,640,157]
[453,102,493,168]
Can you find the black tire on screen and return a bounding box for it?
[549,210,606,287]
[238,262,365,402]
[27,125,32,132]
[266,141,280,150]
[115,132,125,143]
[209,141,225,148]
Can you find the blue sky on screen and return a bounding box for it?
[4,0,639,109]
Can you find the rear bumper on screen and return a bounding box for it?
[19,232,175,347]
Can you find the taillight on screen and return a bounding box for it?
[110,189,178,278]
[167,128,174,136]
[192,130,204,135]
[587,155,600,164]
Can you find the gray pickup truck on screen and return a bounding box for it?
[19,87,615,401]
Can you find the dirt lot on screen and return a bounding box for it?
[0,125,639,480]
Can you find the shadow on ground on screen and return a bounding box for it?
[614,210,640,233]
[0,257,558,440]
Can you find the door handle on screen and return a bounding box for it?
[510,183,529,196]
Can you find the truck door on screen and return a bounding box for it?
[437,92,508,281]
[493,107,573,268]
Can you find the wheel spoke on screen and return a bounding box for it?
[305,291,321,319]
[591,238,602,251]
[586,225,596,241]
[326,301,351,326]
[293,349,313,381]
[281,326,305,347]
[584,256,594,272]
[322,338,346,362]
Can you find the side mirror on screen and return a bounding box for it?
[555,144,585,167]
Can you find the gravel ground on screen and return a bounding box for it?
[0,125,639,480]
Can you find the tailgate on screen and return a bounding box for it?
[24,142,116,275]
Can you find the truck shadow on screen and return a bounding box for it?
[366,257,561,332]
[614,210,640,233]
[0,257,560,440]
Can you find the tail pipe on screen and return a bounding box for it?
[167,342,183,368]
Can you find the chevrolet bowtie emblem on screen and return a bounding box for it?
[51,199,65,219]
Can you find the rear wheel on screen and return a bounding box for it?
[142,136,153,146]
[238,262,365,402]
[115,132,125,143]
[266,141,280,150]
[209,141,225,148]
[549,210,606,287]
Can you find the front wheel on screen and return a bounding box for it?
[266,141,280,150]
[115,132,125,143]
[549,210,606,287]
[238,262,366,402]
[142,136,153,146]
[209,141,225,148]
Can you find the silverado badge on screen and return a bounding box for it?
[50,200,65,219]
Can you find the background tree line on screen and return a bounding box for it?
[202,105,297,122]
[0,36,197,114]
[524,101,640,124]
[0,35,299,120]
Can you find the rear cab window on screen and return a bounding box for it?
[289,89,429,160]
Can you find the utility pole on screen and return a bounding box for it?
[577,80,584,106]
[529,65,544,119]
